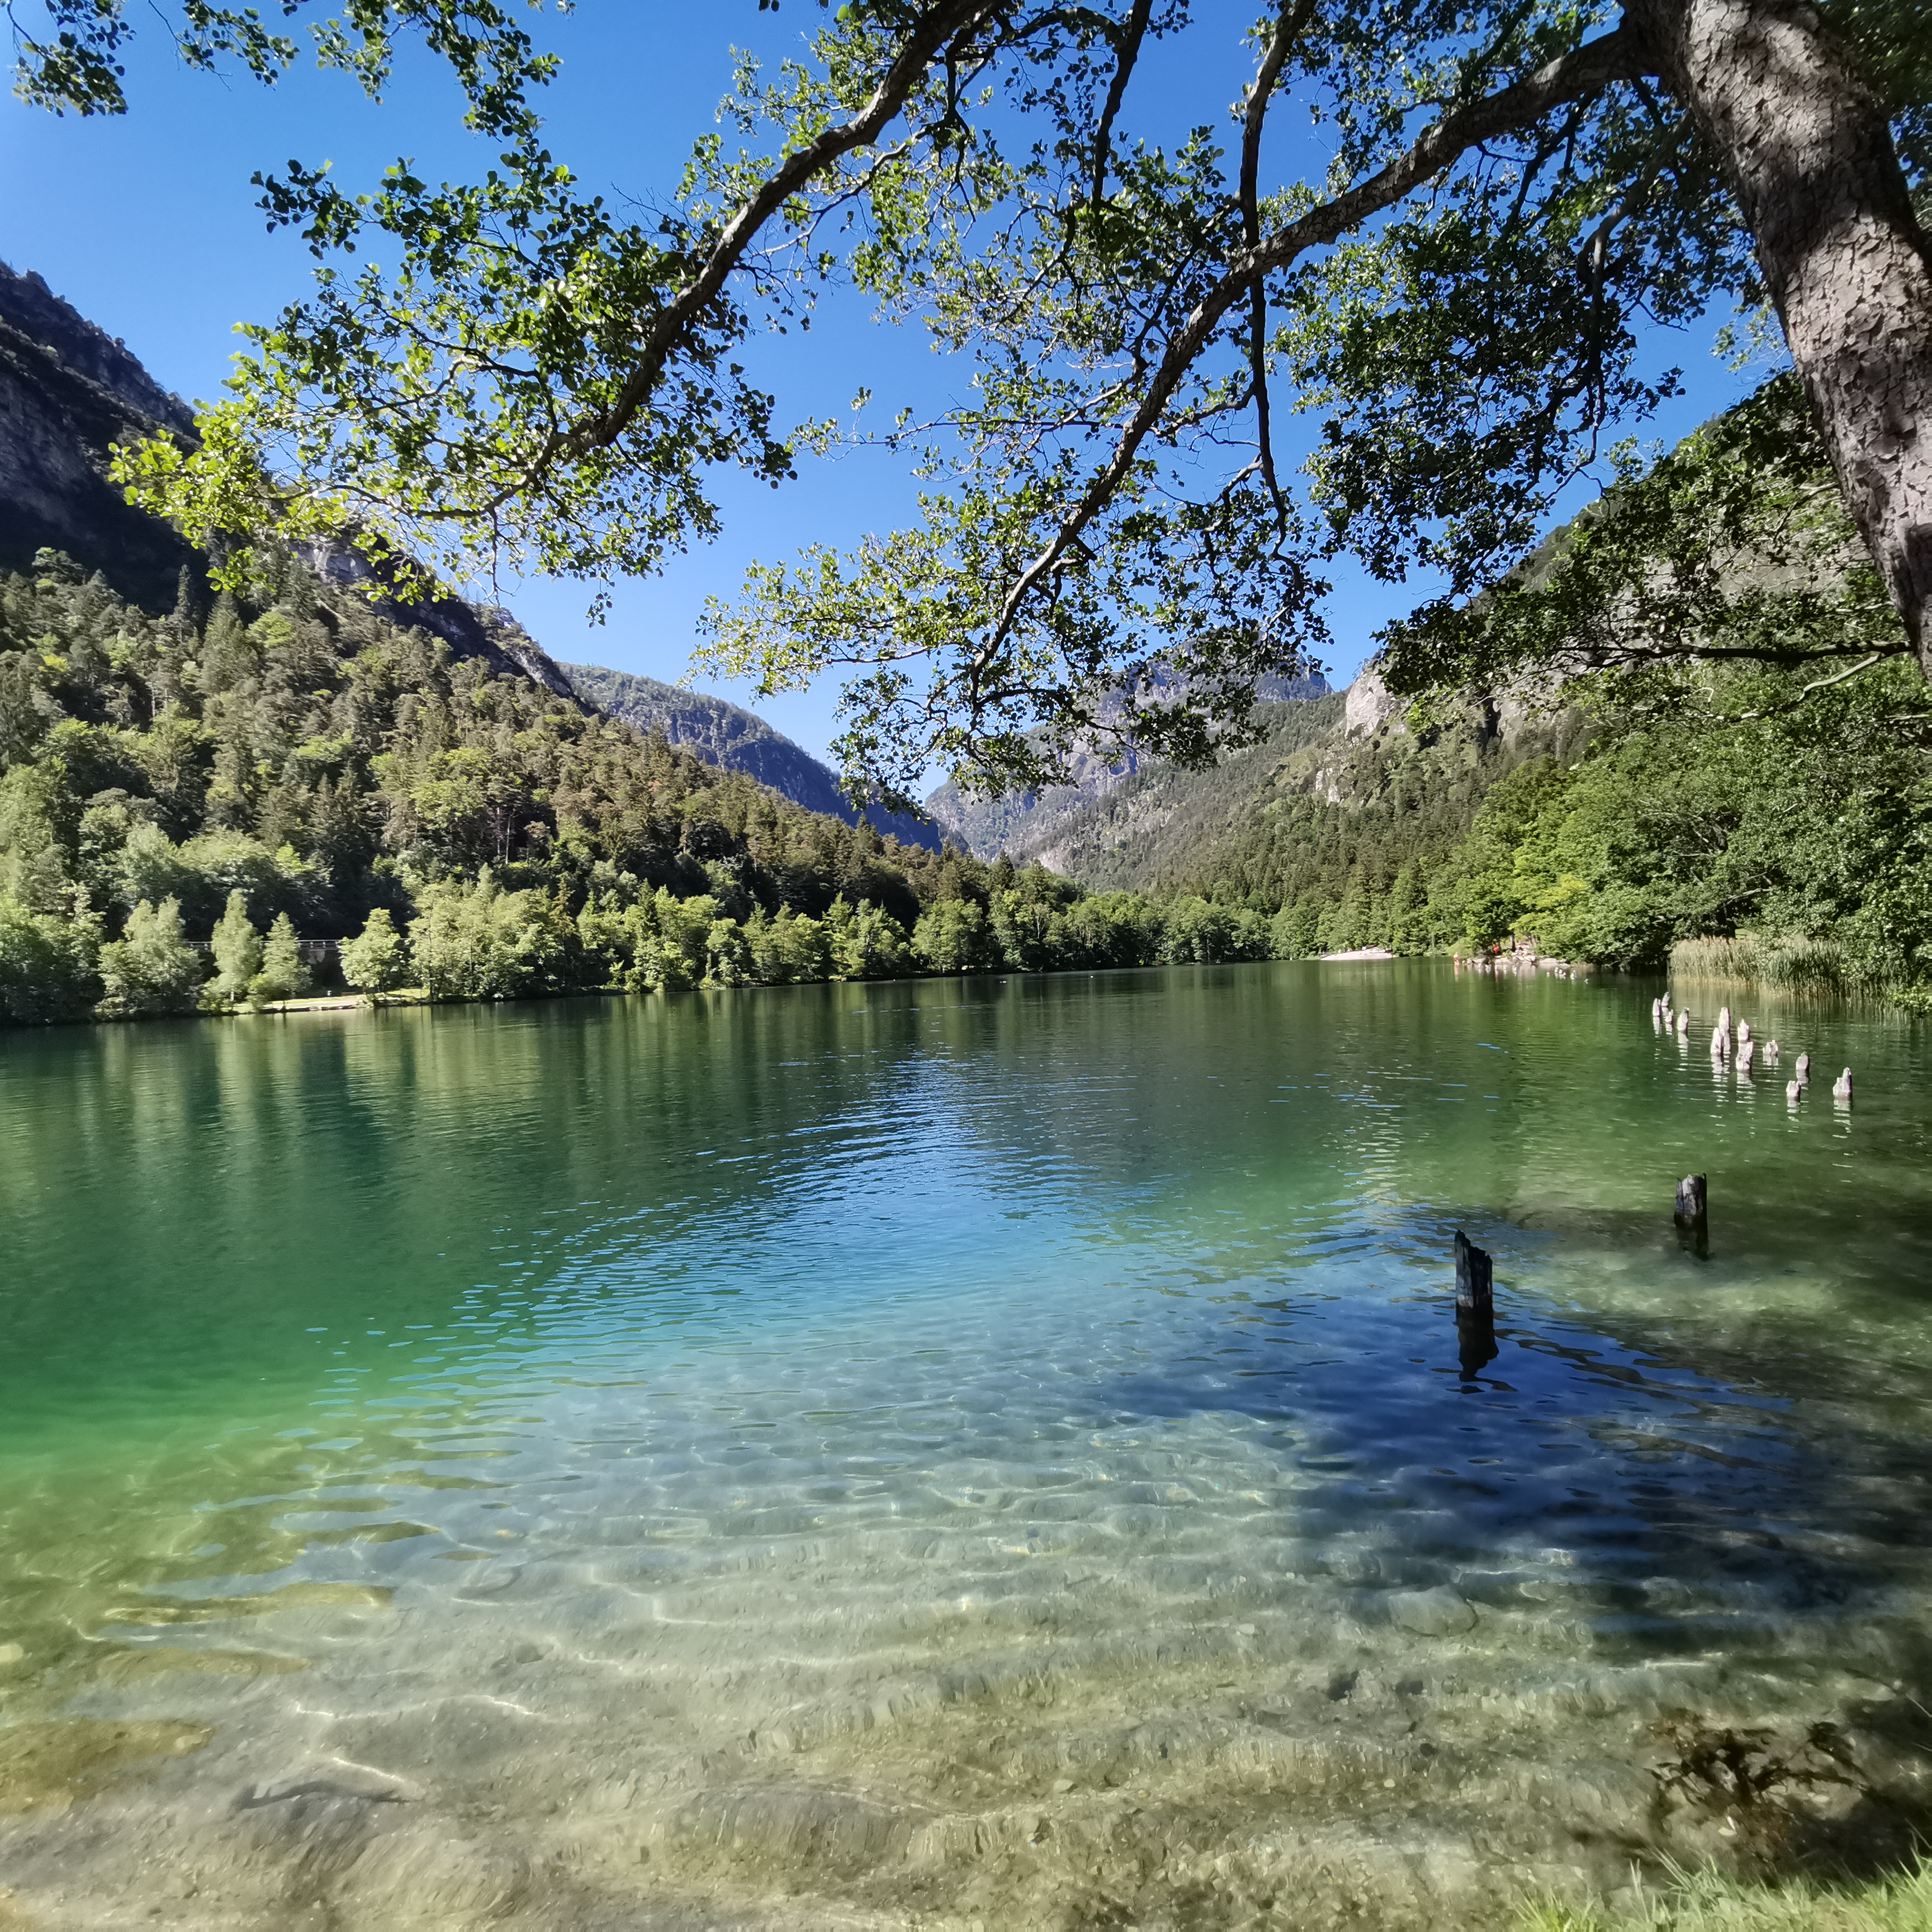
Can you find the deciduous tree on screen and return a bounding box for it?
[18,1,1932,791]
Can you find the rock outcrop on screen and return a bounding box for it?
[0,262,197,605]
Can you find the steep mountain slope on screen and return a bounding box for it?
[0,260,593,704]
[922,671,1330,861]
[989,665,1587,965]
[564,661,941,851]
[0,266,976,1027]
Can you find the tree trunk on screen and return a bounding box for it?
[1626,0,1932,666]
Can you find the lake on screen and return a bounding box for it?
[2,960,1929,1928]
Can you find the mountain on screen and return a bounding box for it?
[1037,668,1581,901]
[563,661,942,852]
[0,263,988,1025]
[0,259,591,704]
[0,262,199,608]
[922,671,1331,862]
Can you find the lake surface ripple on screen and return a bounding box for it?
[2,960,1930,1927]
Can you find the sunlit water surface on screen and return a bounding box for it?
[2,962,1930,1929]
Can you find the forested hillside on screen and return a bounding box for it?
[1031,636,1932,1002]
[1037,382,1932,1003]
[10,246,1929,1019]
[1052,685,1588,955]
[0,551,1300,1022]
[922,674,1331,862]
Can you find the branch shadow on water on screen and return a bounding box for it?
[1091,1199,1932,1881]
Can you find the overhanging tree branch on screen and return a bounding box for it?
[560,0,1002,462]
[983,23,1654,659]
[1088,0,1153,213]
[1239,0,1317,531]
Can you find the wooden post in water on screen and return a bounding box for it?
[1453,1232,1497,1376]
[1796,1052,1812,1083]
[1455,1231,1494,1315]
[1737,1037,1755,1076]
[1675,1011,1690,1038]
[1675,1174,1710,1257]
[1832,1067,1853,1105]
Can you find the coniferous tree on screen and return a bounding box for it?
[198,594,254,697]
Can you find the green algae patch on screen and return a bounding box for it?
[0,1720,214,1814]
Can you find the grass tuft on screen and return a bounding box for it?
[1519,1859,1932,1931]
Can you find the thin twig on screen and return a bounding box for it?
[1240,0,1318,533]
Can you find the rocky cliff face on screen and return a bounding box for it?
[0,262,581,701]
[0,262,198,605]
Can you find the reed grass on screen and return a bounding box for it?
[1668,932,1855,995]
[1519,1860,1932,1931]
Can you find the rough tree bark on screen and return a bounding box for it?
[1626,0,1932,667]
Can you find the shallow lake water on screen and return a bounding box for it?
[1,960,1930,1929]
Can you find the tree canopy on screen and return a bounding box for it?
[14,0,1932,802]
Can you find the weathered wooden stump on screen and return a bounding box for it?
[1737,1037,1755,1074]
[1737,1019,1752,1045]
[1764,1039,1781,1065]
[1454,1230,1493,1317]
[1832,1067,1853,1104]
[1787,1078,1805,1106]
[1718,1006,1732,1034]
[1710,1025,1729,1058]
[1796,1052,1812,1083]
[1675,1173,1710,1256]
[1675,1011,1690,1036]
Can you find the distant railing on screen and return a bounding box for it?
[182,939,337,963]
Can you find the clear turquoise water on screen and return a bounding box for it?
[1,961,1929,1927]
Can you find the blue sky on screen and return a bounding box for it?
[0,3,1766,767]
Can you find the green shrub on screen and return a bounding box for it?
[825,897,909,979]
[98,897,204,1015]
[339,907,412,996]
[0,893,101,1022]
[911,898,1000,974]
[410,872,585,1001]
